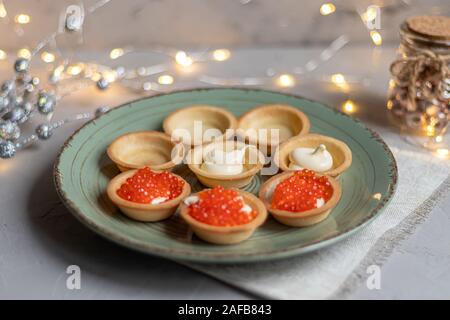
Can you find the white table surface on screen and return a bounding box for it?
[1,46,449,299]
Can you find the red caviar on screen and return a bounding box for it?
[117,167,184,204]
[271,169,333,212]
[188,186,258,227]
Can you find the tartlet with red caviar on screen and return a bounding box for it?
[107,167,191,222]
[259,169,341,227]
[179,186,267,244]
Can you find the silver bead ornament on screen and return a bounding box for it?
[3,107,27,124]
[14,58,30,74]
[0,140,16,159]
[0,95,9,113]
[1,80,15,94]
[37,92,56,114]
[0,120,21,141]
[22,102,34,116]
[96,78,110,90]
[35,123,53,140]
[95,106,109,118]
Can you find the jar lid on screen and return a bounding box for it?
[406,15,450,40]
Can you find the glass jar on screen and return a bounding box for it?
[387,16,449,138]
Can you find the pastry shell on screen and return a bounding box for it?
[259,171,342,227]
[107,131,184,172]
[163,105,238,147]
[179,189,268,244]
[187,140,265,188]
[107,169,191,222]
[237,104,310,155]
[274,133,352,177]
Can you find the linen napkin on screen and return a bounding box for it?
[185,128,450,299]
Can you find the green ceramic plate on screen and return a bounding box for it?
[54,88,397,263]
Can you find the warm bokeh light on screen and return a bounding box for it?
[435,135,443,143]
[320,3,336,16]
[277,74,295,87]
[103,70,117,82]
[53,65,65,78]
[342,100,356,113]
[386,100,393,110]
[175,51,193,67]
[436,148,449,159]
[67,64,84,76]
[426,125,436,137]
[158,74,174,85]
[362,6,378,22]
[17,48,31,59]
[372,193,382,200]
[213,49,231,62]
[389,79,395,89]
[0,49,7,60]
[0,3,7,18]
[370,30,382,46]
[15,14,30,24]
[109,48,124,60]
[91,72,102,82]
[41,51,55,63]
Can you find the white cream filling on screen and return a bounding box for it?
[289,144,333,172]
[316,198,325,208]
[183,195,199,206]
[151,197,168,205]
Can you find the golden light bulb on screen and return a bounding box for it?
[389,79,395,89]
[67,64,84,76]
[0,3,7,18]
[91,72,102,82]
[277,74,295,87]
[15,14,30,24]
[426,125,436,137]
[109,48,124,60]
[158,75,174,85]
[362,6,378,22]
[386,100,393,110]
[436,148,449,158]
[0,49,7,60]
[372,193,382,200]
[175,51,193,67]
[53,65,65,78]
[213,49,231,62]
[320,3,336,16]
[103,70,117,82]
[17,48,31,59]
[342,100,356,113]
[370,31,382,46]
[331,73,345,84]
[41,51,55,63]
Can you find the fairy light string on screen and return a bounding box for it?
[1,1,447,159]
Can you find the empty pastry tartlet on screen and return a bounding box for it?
[274,133,352,177]
[259,170,342,227]
[163,105,238,147]
[179,187,268,244]
[187,140,265,188]
[237,104,310,154]
[107,131,185,172]
[107,168,191,222]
